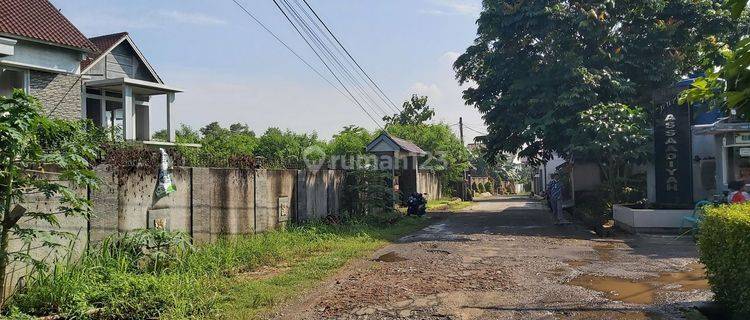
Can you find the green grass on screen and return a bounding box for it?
[426,198,474,212]
[4,216,427,319]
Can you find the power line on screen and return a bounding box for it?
[301,0,402,114]
[280,0,391,118]
[288,0,396,116]
[463,124,488,136]
[270,0,384,128]
[230,0,382,128]
[294,0,399,115]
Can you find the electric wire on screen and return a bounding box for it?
[230,0,382,128]
[270,0,384,129]
[301,0,403,114]
[280,0,391,118]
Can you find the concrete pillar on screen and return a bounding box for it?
[413,155,420,194]
[99,96,106,127]
[166,92,175,142]
[122,85,135,140]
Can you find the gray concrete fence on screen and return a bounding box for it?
[89,165,346,244]
[4,166,441,295]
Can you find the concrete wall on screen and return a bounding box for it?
[571,163,601,192]
[88,166,345,244]
[6,173,88,297]
[0,39,83,73]
[28,70,82,120]
[418,171,442,200]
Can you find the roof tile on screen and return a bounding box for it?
[0,0,95,52]
[80,32,128,70]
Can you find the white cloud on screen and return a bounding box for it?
[157,10,227,26]
[409,82,443,100]
[420,0,481,16]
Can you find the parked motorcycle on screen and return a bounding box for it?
[406,193,427,216]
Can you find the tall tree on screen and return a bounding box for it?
[680,2,750,117]
[327,125,372,157]
[382,94,436,125]
[386,124,469,188]
[455,0,734,164]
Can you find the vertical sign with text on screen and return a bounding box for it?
[653,99,693,206]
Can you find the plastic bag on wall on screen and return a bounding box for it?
[155,148,176,199]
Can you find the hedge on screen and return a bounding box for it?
[699,203,750,318]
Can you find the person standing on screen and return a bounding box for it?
[727,180,750,203]
[546,173,569,224]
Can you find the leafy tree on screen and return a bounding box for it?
[680,3,750,117]
[386,123,469,188]
[151,129,168,142]
[174,124,201,143]
[455,0,735,163]
[199,122,226,138]
[152,125,202,143]
[0,90,102,302]
[255,128,325,169]
[327,125,372,157]
[229,123,252,135]
[567,103,651,204]
[382,94,435,125]
[176,123,257,167]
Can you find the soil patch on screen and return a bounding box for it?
[374,252,408,262]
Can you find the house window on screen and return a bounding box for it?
[0,67,27,97]
[105,91,122,98]
[85,88,101,95]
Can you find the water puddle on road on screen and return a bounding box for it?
[592,242,616,261]
[375,252,408,262]
[568,262,710,304]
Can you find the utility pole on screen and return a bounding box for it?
[459,117,465,146]
[459,117,468,200]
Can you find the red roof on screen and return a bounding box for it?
[0,0,95,52]
[81,32,128,70]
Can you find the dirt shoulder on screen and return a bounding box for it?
[271,196,711,320]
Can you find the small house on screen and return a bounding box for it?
[365,132,427,200]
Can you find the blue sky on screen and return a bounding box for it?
[52,0,487,141]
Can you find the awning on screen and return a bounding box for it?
[693,121,750,135]
[84,77,182,95]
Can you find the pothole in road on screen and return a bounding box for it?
[592,242,617,262]
[374,252,408,262]
[568,262,710,304]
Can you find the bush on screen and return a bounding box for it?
[477,182,485,193]
[699,203,750,318]
[484,182,493,193]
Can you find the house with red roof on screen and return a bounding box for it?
[0,0,181,142]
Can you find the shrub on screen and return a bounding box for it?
[99,229,194,273]
[484,182,493,193]
[699,203,750,318]
[477,182,485,193]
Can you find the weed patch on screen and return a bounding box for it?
[4,217,426,319]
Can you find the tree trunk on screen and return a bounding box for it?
[0,224,9,305]
[1,162,14,306]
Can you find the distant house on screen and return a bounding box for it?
[0,0,181,142]
[366,132,427,200]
